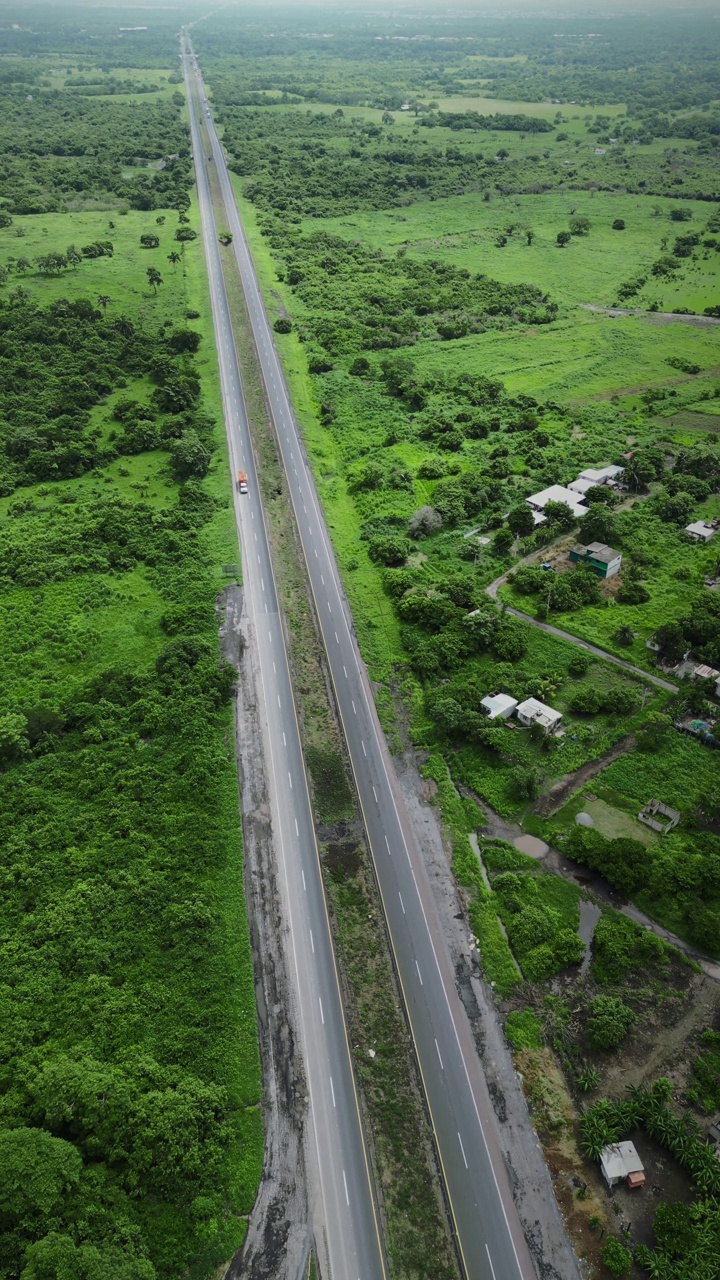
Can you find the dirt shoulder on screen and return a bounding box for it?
[219,586,311,1280]
[395,751,584,1280]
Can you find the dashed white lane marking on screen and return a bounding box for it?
[261,577,265,591]
[314,548,318,558]
[361,740,366,756]
[458,1132,468,1169]
[277,694,281,708]
[399,892,405,914]
[352,700,356,714]
[435,1038,444,1070]
[415,960,423,986]
[301,869,306,891]
[319,997,324,1025]
[342,1170,349,1206]
[282,731,286,746]
[485,1244,498,1280]
[330,1076,336,1108]
[268,630,272,641]
[372,785,378,803]
[288,772,293,790]
[273,661,276,673]
[385,835,391,854]
[309,929,314,954]
[321,574,325,585]
[343,666,348,678]
[295,817,299,836]
[327,601,332,613]
[335,631,339,644]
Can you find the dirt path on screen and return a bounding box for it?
[532,732,636,818]
[581,304,720,329]
[490,600,679,693]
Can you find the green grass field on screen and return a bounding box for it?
[307,189,720,313]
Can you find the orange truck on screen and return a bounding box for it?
[237,470,248,494]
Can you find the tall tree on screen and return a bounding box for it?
[146,267,163,295]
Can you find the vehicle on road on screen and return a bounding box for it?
[238,470,248,494]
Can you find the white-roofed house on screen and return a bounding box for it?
[599,1141,645,1190]
[577,465,625,486]
[516,697,563,734]
[524,484,588,522]
[480,693,518,721]
[686,521,716,542]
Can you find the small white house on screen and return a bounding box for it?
[516,697,563,734]
[686,521,716,542]
[480,693,518,721]
[600,1141,645,1190]
[525,484,588,521]
[577,465,624,487]
[567,476,596,497]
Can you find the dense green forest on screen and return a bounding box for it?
[0,9,262,1279]
[0,291,261,1280]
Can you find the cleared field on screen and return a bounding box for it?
[307,190,720,313]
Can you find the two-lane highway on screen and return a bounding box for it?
[186,36,545,1280]
[182,40,387,1280]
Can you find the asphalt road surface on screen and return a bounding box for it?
[182,40,387,1280]
[185,35,540,1280]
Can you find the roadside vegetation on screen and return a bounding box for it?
[194,6,720,1277]
[0,13,262,1280]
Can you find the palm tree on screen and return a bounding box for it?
[97,295,111,312]
[146,267,163,295]
[167,251,181,272]
[614,624,635,647]
[112,316,135,338]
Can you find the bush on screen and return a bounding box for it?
[600,1237,632,1278]
[140,233,160,248]
[368,534,411,566]
[168,329,201,353]
[175,227,197,241]
[505,1010,543,1050]
[612,219,626,230]
[274,316,292,333]
[408,506,443,538]
[586,995,636,1051]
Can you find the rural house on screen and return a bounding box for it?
[568,542,623,579]
[524,484,588,525]
[599,1141,646,1190]
[480,693,518,721]
[686,520,716,542]
[516,697,563,734]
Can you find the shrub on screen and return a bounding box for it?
[368,534,411,566]
[140,233,160,248]
[586,995,636,1052]
[175,227,197,241]
[612,219,626,230]
[600,1237,632,1278]
[408,506,443,538]
[505,1010,543,1050]
[274,316,292,333]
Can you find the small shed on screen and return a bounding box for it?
[480,693,518,721]
[638,799,680,835]
[692,664,720,683]
[686,521,716,542]
[600,1141,646,1189]
[516,697,563,734]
